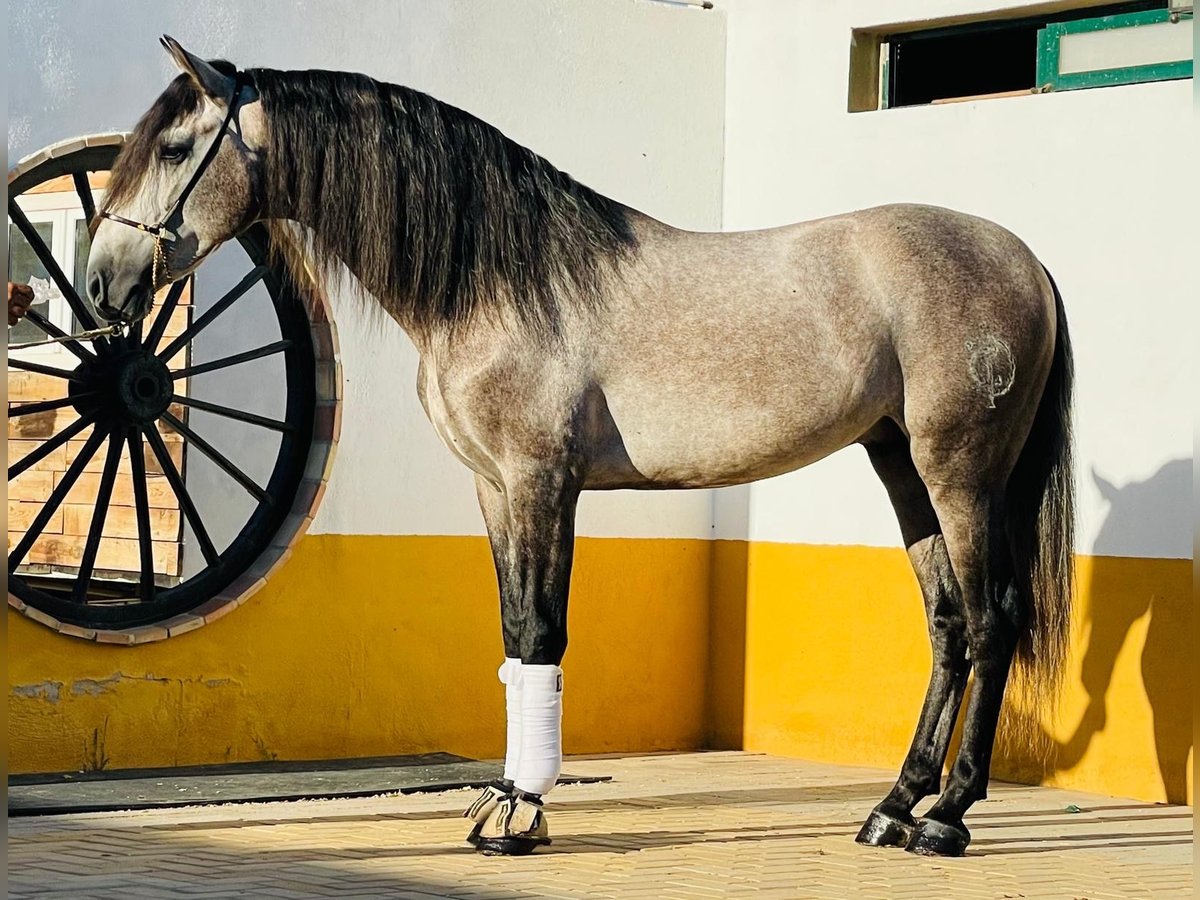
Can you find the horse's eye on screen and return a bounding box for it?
[160,145,190,164]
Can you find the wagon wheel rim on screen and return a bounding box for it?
[7,134,340,641]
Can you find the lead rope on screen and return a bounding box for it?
[8,276,124,351]
[7,231,162,352]
[8,323,123,351]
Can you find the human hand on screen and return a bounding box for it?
[8,282,35,326]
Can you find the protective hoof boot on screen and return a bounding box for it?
[855,808,916,848]
[463,779,513,846]
[475,792,552,856]
[905,817,971,857]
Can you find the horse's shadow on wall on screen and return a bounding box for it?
[994,458,1193,804]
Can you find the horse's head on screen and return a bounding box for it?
[88,36,265,323]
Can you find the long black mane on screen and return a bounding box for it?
[251,67,638,333]
[108,66,639,333]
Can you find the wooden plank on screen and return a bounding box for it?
[9,470,54,502]
[7,408,87,440]
[159,305,192,339]
[8,500,63,535]
[67,436,184,475]
[25,171,109,195]
[62,503,181,542]
[161,343,188,369]
[153,277,192,307]
[7,372,71,402]
[9,532,180,576]
[157,408,188,439]
[54,471,177,508]
[7,440,68,473]
[931,88,1034,104]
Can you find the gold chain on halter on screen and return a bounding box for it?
[152,233,171,291]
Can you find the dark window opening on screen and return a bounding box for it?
[886,1,1169,107]
[889,25,1039,106]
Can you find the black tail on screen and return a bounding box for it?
[1006,266,1075,711]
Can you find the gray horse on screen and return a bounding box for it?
[88,37,1074,858]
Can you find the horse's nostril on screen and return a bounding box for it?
[88,271,106,306]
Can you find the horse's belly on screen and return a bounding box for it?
[590,379,881,490]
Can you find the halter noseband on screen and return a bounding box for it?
[99,73,245,288]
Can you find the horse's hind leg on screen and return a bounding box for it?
[855,428,970,848]
[905,483,1022,857]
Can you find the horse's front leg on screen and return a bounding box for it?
[464,469,580,856]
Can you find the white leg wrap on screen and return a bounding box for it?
[513,664,563,796]
[499,658,523,783]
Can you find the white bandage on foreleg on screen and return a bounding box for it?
[499,658,523,783]
[514,664,563,796]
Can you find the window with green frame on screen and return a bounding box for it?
[861,1,1193,111]
[1036,8,1193,91]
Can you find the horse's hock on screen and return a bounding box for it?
[7,133,342,644]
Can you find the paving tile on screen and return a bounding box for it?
[6,752,1191,900]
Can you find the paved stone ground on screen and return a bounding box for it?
[7,752,1193,899]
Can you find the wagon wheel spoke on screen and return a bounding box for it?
[72,172,97,225]
[160,410,270,504]
[8,394,96,417]
[8,197,101,333]
[172,394,293,433]
[157,265,267,362]
[171,339,292,380]
[21,308,95,362]
[8,423,107,572]
[126,428,157,602]
[73,427,125,602]
[7,357,82,380]
[143,423,220,566]
[8,413,96,480]
[142,278,189,353]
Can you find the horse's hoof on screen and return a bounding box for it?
[476,834,552,856]
[474,793,551,855]
[855,808,916,847]
[904,817,971,857]
[463,780,513,846]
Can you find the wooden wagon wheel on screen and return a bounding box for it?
[7,134,340,643]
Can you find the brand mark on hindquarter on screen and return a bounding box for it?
[966,336,1015,409]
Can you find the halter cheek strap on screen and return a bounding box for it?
[99,72,245,287]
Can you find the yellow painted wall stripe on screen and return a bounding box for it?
[737,543,1192,805]
[8,535,1190,808]
[9,535,711,774]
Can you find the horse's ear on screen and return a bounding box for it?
[160,34,235,99]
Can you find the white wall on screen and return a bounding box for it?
[10,1,1189,558]
[8,0,728,542]
[719,0,1194,560]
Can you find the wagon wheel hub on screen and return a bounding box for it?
[70,342,175,426]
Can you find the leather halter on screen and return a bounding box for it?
[99,73,244,287]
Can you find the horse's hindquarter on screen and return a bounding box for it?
[588,204,1056,490]
[587,213,901,489]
